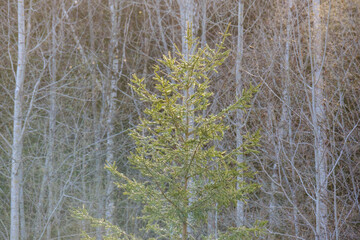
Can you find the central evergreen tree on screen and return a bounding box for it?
[73,27,262,240]
[105,28,261,239]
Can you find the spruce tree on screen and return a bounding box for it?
[74,27,261,240]
[109,28,260,239]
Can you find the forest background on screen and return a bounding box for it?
[0,0,359,239]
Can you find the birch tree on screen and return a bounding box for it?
[311,1,328,239]
[280,0,300,236]
[45,0,58,237]
[269,0,295,234]
[105,0,122,227]
[177,0,195,236]
[235,0,245,229]
[10,0,26,239]
[0,0,359,239]
[86,0,106,238]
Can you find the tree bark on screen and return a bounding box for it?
[155,0,169,54]
[312,0,328,239]
[105,0,121,229]
[178,0,195,237]
[284,0,299,236]
[235,0,245,228]
[11,0,26,239]
[87,0,105,239]
[179,0,194,62]
[19,167,26,240]
[46,1,57,238]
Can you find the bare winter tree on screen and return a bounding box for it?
[10,0,26,239]
[105,0,122,227]
[1,0,359,239]
[311,1,328,239]
[235,0,245,229]
[177,0,195,237]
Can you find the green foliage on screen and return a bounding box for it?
[106,27,261,239]
[72,207,138,240]
[73,27,261,240]
[216,221,267,240]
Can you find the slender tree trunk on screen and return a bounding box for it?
[34,151,48,238]
[235,0,245,228]
[105,55,118,226]
[284,0,299,236]
[155,0,169,53]
[200,0,207,50]
[312,1,328,239]
[182,221,187,240]
[11,0,26,239]
[105,0,121,228]
[179,0,194,61]
[32,3,58,237]
[19,167,26,240]
[178,0,195,237]
[46,1,57,238]
[207,204,218,239]
[267,101,277,230]
[269,0,294,232]
[94,57,105,240]
[87,0,105,239]
[81,153,87,232]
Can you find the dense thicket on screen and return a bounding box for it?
[0,0,359,239]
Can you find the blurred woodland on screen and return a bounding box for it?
[0,0,359,239]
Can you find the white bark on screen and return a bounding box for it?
[179,0,194,61]
[235,0,245,228]
[284,0,299,236]
[178,0,195,237]
[199,1,218,237]
[19,167,26,240]
[200,0,208,49]
[312,0,328,239]
[267,101,277,230]
[105,55,118,226]
[269,0,294,232]
[105,0,121,228]
[11,0,26,239]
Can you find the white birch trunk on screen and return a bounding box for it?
[105,0,121,228]
[11,0,26,239]
[267,101,277,230]
[105,56,118,226]
[199,1,218,237]
[284,0,299,236]
[269,0,294,232]
[312,1,328,239]
[178,0,194,237]
[235,0,245,228]
[200,0,207,50]
[179,0,194,62]
[19,167,26,240]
